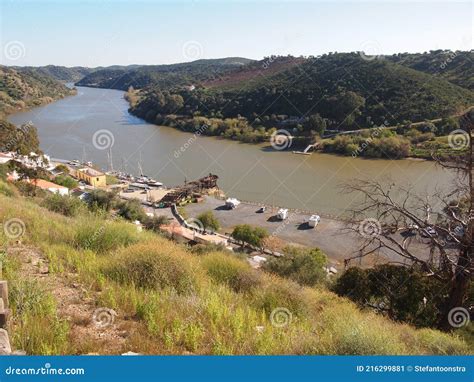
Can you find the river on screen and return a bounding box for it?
[8,86,455,216]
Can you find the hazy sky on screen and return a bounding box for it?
[0,0,472,67]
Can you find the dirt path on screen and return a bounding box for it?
[7,245,135,354]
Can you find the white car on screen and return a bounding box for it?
[277,208,288,220]
[308,214,321,228]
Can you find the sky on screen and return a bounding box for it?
[0,0,472,67]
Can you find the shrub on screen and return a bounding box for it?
[102,242,201,294]
[74,220,140,253]
[9,279,69,354]
[333,265,447,328]
[252,276,307,317]
[53,175,78,189]
[263,246,327,286]
[0,181,16,197]
[143,215,170,233]
[42,193,85,217]
[202,252,261,293]
[87,189,118,212]
[117,198,146,221]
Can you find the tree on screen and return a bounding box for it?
[343,109,473,331]
[334,265,444,327]
[231,224,268,248]
[0,120,41,155]
[304,114,327,136]
[196,211,220,233]
[263,246,327,286]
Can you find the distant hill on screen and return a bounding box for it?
[76,57,254,90]
[0,66,76,117]
[130,53,474,129]
[13,65,95,83]
[386,50,474,90]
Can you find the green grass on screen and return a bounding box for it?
[0,184,470,355]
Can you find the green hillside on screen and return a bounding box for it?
[0,180,470,355]
[386,50,474,90]
[130,53,474,129]
[76,58,254,90]
[0,66,76,117]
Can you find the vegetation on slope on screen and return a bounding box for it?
[0,66,76,117]
[0,180,470,355]
[76,58,254,90]
[13,65,95,83]
[386,50,474,90]
[127,53,473,151]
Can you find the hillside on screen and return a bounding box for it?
[0,180,470,355]
[14,65,95,83]
[76,58,254,90]
[386,50,474,90]
[130,53,474,129]
[0,66,76,117]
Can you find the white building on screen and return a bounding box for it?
[26,179,69,196]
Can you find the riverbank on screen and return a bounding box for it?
[8,86,456,216]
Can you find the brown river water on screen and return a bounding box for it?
[8,86,456,216]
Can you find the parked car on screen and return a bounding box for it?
[308,214,321,228]
[257,206,266,213]
[277,208,288,220]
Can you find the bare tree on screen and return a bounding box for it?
[344,109,473,331]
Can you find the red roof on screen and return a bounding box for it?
[27,179,68,190]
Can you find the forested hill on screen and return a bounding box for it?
[386,50,474,90]
[0,66,76,117]
[130,53,474,129]
[13,65,94,83]
[75,57,254,90]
